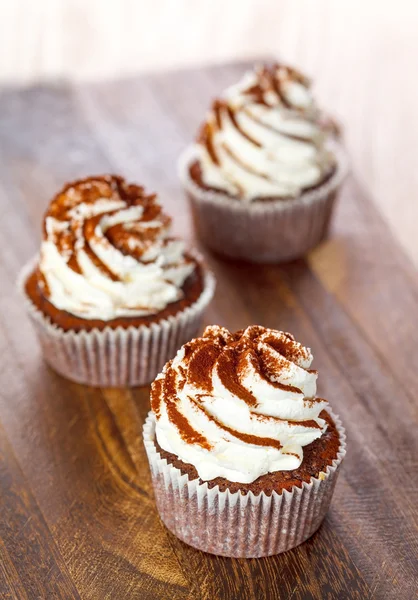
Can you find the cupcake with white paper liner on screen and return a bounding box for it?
[18,175,215,387]
[178,63,348,263]
[144,324,346,557]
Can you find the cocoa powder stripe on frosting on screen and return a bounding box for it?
[263,65,292,109]
[66,253,82,275]
[83,242,120,282]
[261,64,309,111]
[190,398,283,450]
[199,123,219,166]
[212,100,223,130]
[239,349,303,395]
[221,143,271,181]
[150,375,164,417]
[259,331,311,366]
[251,412,322,430]
[83,214,121,281]
[243,82,271,106]
[163,364,212,450]
[186,341,220,393]
[226,104,261,147]
[216,347,258,407]
[241,107,314,144]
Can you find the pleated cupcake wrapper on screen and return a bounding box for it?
[178,142,349,263]
[143,410,346,558]
[17,256,216,387]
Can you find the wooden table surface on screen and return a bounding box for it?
[0,62,417,600]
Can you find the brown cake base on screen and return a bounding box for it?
[155,410,339,496]
[25,255,204,332]
[189,160,337,202]
[143,409,346,557]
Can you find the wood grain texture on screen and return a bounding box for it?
[0,422,81,599]
[0,61,417,599]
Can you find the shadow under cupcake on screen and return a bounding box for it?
[179,63,348,263]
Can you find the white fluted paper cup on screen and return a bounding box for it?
[178,143,348,263]
[17,257,215,387]
[143,410,346,558]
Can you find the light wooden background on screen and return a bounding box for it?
[1,0,418,269]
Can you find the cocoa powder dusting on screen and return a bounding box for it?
[212,99,223,130]
[239,348,303,395]
[226,105,261,147]
[150,377,163,417]
[190,399,282,450]
[216,347,258,407]
[182,339,199,363]
[261,332,309,365]
[164,365,212,450]
[252,412,321,430]
[264,65,291,109]
[187,342,220,393]
[83,241,119,282]
[66,254,83,274]
[243,83,270,106]
[198,122,219,165]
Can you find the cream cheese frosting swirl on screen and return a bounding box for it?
[151,325,328,483]
[38,175,195,320]
[195,63,336,202]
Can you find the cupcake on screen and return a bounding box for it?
[144,325,346,557]
[18,175,215,387]
[179,63,348,262]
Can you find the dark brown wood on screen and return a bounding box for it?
[0,421,81,599]
[0,61,417,599]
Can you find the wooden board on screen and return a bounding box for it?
[0,61,417,600]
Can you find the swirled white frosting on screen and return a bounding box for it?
[38,175,195,320]
[151,325,328,483]
[195,64,335,202]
